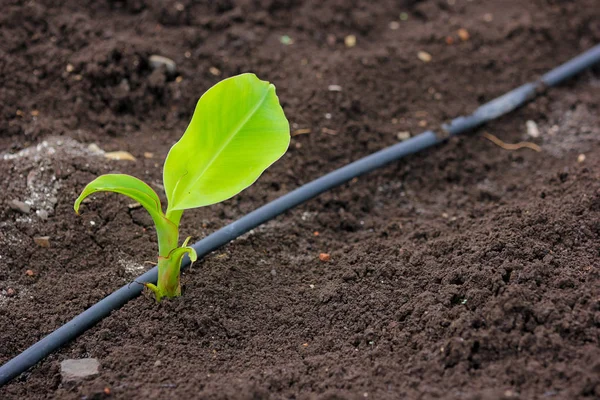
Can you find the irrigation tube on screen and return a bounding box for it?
[1,44,599,386]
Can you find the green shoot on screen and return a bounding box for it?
[74,73,290,301]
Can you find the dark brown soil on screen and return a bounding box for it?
[1,0,600,399]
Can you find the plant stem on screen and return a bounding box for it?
[151,209,185,300]
[165,209,183,227]
[156,256,182,300]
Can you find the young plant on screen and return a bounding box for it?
[74,73,290,301]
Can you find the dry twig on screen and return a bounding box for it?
[482,132,541,152]
[291,128,312,136]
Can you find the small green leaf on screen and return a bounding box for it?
[170,236,196,263]
[164,73,290,212]
[166,242,198,267]
[74,174,160,215]
[164,236,197,270]
[74,174,178,256]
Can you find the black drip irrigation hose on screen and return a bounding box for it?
[1,44,599,386]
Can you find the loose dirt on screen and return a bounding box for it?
[1,0,599,399]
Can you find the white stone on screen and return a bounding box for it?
[60,358,100,381]
[149,55,176,74]
[526,120,540,138]
[396,131,411,141]
[9,200,30,214]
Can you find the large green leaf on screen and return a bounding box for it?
[163,73,290,212]
[74,174,178,256]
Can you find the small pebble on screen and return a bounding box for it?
[389,21,400,30]
[9,200,30,214]
[6,288,16,297]
[457,28,470,41]
[33,236,50,248]
[26,269,35,277]
[309,284,315,289]
[344,35,356,47]
[526,120,540,138]
[104,151,136,161]
[143,152,154,159]
[209,67,221,76]
[328,84,342,92]
[149,55,176,74]
[66,64,74,73]
[396,131,411,141]
[36,210,49,220]
[577,154,586,163]
[270,269,277,276]
[503,389,517,398]
[319,253,331,262]
[280,35,293,45]
[417,51,432,63]
[87,143,104,154]
[154,360,162,367]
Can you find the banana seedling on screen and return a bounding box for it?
[75,74,290,301]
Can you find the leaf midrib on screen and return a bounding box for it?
[170,85,271,210]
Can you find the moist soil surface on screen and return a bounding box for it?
[1,0,600,399]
